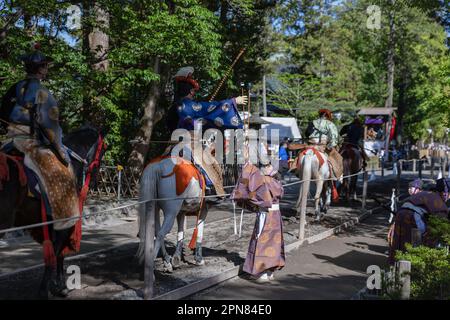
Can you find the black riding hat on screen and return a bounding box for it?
[20,43,53,66]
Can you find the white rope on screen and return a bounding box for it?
[0,169,385,235]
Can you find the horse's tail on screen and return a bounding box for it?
[136,162,161,264]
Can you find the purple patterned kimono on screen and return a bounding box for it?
[388,191,448,264]
[231,163,285,276]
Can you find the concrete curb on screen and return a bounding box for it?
[154,208,374,300]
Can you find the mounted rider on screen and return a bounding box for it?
[0,44,79,231]
[305,108,343,181]
[166,66,248,196]
[340,116,369,167]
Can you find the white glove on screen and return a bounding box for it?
[235,96,248,105]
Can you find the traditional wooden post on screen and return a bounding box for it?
[362,169,368,210]
[431,156,435,178]
[143,201,155,300]
[397,260,411,300]
[396,160,401,197]
[298,181,307,240]
[418,159,423,179]
[117,165,123,200]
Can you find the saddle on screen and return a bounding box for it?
[149,155,206,197]
[288,145,326,172]
[161,141,225,197]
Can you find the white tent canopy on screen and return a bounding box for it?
[260,117,302,140]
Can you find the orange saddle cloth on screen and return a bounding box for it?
[149,156,205,196]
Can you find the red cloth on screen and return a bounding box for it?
[62,136,105,256]
[390,116,396,141]
[296,147,325,170]
[0,153,27,189]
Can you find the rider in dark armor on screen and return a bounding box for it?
[340,117,368,166]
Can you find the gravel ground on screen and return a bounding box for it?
[0,171,423,299]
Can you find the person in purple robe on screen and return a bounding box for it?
[231,161,285,282]
[388,178,450,265]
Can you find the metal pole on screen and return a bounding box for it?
[413,159,416,173]
[143,202,155,300]
[262,74,267,117]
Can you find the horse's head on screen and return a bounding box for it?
[63,125,107,191]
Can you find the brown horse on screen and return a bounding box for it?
[340,143,364,201]
[0,126,106,299]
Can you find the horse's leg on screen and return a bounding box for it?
[324,181,331,213]
[154,200,182,272]
[154,206,173,273]
[194,205,208,265]
[172,212,186,268]
[314,179,324,221]
[49,227,74,297]
[351,175,358,201]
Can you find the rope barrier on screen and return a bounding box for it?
[0,167,399,236]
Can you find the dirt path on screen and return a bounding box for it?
[0,172,421,299]
[191,213,389,300]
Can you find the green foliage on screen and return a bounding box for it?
[428,215,450,246]
[396,244,450,300]
[1,0,272,164]
[266,0,449,141]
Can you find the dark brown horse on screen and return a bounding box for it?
[340,143,364,201]
[0,126,106,299]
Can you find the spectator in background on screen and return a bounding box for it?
[279,138,290,179]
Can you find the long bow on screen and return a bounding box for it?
[208,48,246,102]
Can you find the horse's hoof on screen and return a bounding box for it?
[194,259,205,266]
[49,280,69,298]
[171,255,182,268]
[52,287,69,298]
[162,261,173,273]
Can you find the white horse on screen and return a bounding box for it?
[136,156,210,272]
[294,148,333,222]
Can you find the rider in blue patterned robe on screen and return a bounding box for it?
[168,66,245,132]
[166,66,247,196]
[0,47,79,231]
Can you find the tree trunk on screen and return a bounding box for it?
[385,0,396,108]
[127,58,162,173]
[88,2,109,71]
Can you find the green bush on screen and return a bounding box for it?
[427,215,450,246]
[396,244,450,300]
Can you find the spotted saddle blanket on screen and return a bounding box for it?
[0,139,79,231]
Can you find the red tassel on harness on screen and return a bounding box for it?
[188,227,198,250]
[332,181,339,203]
[43,239,56,267]
[41,199,56,268]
